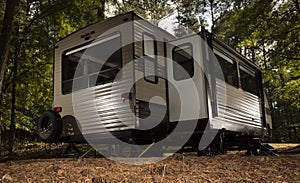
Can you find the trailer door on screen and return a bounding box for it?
[134,32,168,130]
[167,35,208,122]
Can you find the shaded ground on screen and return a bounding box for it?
[0,143,300,182]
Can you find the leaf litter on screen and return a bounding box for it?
[0,144,299,182]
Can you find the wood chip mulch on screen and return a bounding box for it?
[1,153,300,182]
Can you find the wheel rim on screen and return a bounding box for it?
[40,117,53,138]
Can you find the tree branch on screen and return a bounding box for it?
[281,56,300,60]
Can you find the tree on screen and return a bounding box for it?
[172,0,232,34]
[1,0,107,152]
[0,0,18,95]
[110,0,173,24]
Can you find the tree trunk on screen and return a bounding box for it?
[97,0,106,21]
[209,0,215,32]
[8,60,17,155]
[292,0,299,11]
[0,0,18,95]
[8,16,20,155]
[8,40,20,155]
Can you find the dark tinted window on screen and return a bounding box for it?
[62,33,121,94]
[240,65,259,96]
[214,54,238,87]
[173,44,194,81]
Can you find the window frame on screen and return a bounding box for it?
[214,51,239,88]
[61,32,122,94]
[172,43,194,81]
[239,64,260,96]
[142,32,158,84]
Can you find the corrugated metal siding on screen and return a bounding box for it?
[58,54,136,135]
[212,79,262,134]
[54,13,136,136]
[73,79,136,135]
[210,38,263,135]
[74,42,135,134]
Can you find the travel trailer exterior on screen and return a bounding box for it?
[38,12,272,154]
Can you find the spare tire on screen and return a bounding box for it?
[38,110,62,143]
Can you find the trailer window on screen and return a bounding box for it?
[214,54,238,87]
[172,44,194,81]
[240,65,259,96]
[143,33,157,83]
[62,32,122,94]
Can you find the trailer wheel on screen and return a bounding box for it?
[38,110,62,143]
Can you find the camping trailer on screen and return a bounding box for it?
[38,12,272,155]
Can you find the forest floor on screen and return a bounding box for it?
[0,143,300,182]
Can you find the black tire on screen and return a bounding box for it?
[38,110,62,143]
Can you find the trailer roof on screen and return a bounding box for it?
[55,11,175,45]
[199,28,261,72]
[55,11,136,45]
[55,11,261,73]
[212,35,261,72]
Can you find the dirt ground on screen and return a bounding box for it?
[0,144,300,182]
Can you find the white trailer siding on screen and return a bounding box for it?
[212,79,262,135]
[210,39,264,135]
[54,13,136,136]
[48,12,268,143]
